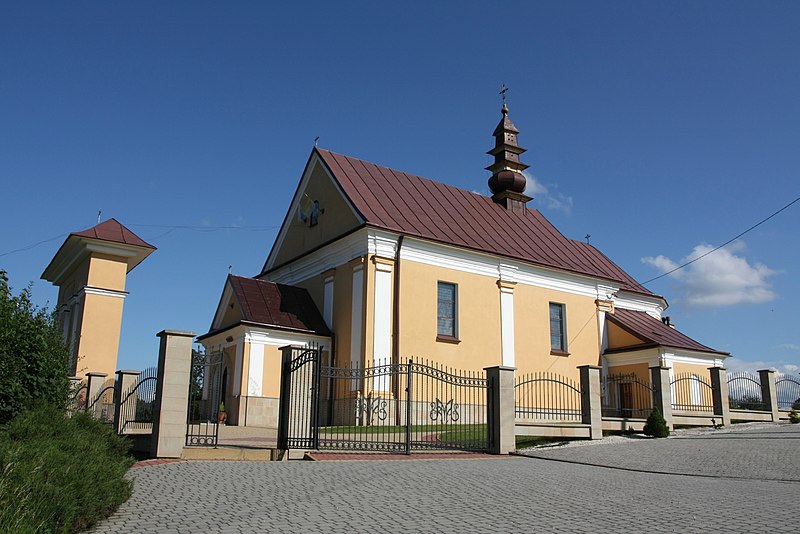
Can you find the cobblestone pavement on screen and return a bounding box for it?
[91,424,800,533]
[520,422,800,481]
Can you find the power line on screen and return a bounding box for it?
[0,233,68,258]
[0,223,279,258]
[640,195,800,287]
[128,223,278,231]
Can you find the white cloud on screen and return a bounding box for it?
[779,343,800,351]
[522,172,573,214]
[724,358,799,375]
[641,241,777,308]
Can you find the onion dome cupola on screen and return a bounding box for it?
[486,102,532,214]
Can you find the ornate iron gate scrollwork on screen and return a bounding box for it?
[186,350,224,447]
[278,350,488,454]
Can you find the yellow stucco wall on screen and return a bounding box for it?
[672,361,715,377]
[397,259,501,371]
[607,362,650,383]
[56,259,90,309]
[606,321,646,350]
[54,252,130,378]
[87,253,128,291]
[513,284,601,381]
[671,361,715,409]
[75,293,124,378]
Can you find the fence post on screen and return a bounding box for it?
[114,370,141,434]
[578,365,603,440]
[277,346,294,451]
[649,366,674,430]
[85,372,108,417]
[708,367,731,426]
[758,369,780,422]
[68,376,83,412]
[151,330,195,459]
[484,366,516,455]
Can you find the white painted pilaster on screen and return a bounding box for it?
[498,281,516,367]
[323,270,335,329]
[372,259,393,392]
[233,342,243,396]
[350,260,365,389]
[247,343,264,397]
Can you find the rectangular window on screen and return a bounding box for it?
[437,282,457,339]
[549,302,567,353]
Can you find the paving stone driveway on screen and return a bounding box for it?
[91,423,800,533]
[521,422,800,481]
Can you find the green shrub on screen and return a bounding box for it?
[789,409,800,424]
[643,409,670,438]
[0,270,69,424]
[0,404,135,533]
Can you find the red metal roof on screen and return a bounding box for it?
[607,308,728,356]
[72,218,155,249]
[316,149,654,296]
[229,275,330,336]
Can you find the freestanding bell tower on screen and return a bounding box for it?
[41,218,155,378]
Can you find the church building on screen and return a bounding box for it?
[198,103,728,428]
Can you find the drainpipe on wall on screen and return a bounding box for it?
[392,235,404,425]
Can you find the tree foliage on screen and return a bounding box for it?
[0,270,69,424]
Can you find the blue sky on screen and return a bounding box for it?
[2,2,798,374]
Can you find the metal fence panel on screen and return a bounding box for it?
[776,375,800,410]
[670,372,714,412]
[727,372,768,411]
[515,372,582,422]
[601,373,653,419]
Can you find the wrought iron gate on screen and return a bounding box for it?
[118,366,158,433]
[278,345,489,453]
[186,350,225,447]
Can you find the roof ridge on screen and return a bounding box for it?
[313,149,660,297]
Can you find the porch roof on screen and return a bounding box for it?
[198,275,330,340]
[605,308,729,356]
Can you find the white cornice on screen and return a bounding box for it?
[200,324,330,351]
[245,327,330,349]
[82,286,128,299]
[264,226,668,310]
[606,346,726,368]
[400,236,621,300]
[613,292,665,317]
[42,236,154,285]
[605,348,661,367]
[265,228,370,285]
[662,349,727,368]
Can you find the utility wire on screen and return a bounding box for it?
[129,223,278,231]
[640,195,800,287]
[0,223,279,258]
[0,233,69,258]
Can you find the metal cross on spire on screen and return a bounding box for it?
[499,84,509,105]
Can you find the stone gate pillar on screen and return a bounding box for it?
[85,372,108,418]
[708,367,731,426]
[758,369,780,422]
[151,330,195,458]
[578,365,603,440]
[485,366,516,455]
[650,366,674,430]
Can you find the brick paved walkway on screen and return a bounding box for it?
[90,423,799,533]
